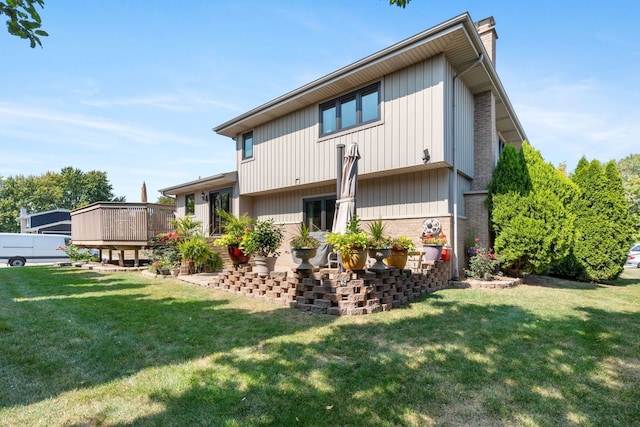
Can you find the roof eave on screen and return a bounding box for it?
[158,171,238,196]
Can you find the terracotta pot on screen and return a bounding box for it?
[292,247,317,271]
[228,244,250,266]
[340,248,367,271]
[384,248,409,269]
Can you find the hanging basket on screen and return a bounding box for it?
[422,244,443,262]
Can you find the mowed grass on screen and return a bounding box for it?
[0,267,639,426]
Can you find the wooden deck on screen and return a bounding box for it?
[71,202,175,266]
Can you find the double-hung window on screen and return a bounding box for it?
[320,83,380,136]
[242,131,253,160]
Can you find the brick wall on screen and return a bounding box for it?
[205,262,451,316]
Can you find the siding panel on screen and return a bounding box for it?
[239,55,448,195]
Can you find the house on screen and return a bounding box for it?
[16,207,72,235]
[160,13,527,278]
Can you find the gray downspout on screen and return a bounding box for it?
[451,54,483,280]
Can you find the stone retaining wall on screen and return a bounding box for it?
[205,261,451,316]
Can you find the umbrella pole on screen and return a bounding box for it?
[336,144,345,272]
[336,144,344,199]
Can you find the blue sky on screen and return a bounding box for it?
[1,0,638,202]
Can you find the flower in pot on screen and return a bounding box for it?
[240,218,284,276]
[290,222,321,271]
[325,215,369,271]
[213,210,254,266]
[367,219,392,271]
[421,232,447,262]
[384,236,416,269]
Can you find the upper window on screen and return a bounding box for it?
[185,194,195,215]
[242,131,253,160]
[320,83,380,136]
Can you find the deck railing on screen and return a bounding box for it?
[71,202,175,246]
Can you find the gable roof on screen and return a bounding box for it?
[213,12,526,144]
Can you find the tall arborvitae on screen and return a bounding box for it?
[556,158,633,281]
[486,144,531,213]
[491,142,578,274]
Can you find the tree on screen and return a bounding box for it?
[556,158,633,281]
[156,195,176,206]
[1,0,48,47]
[616,154,640,240]
[0,167,125,233]
[490,142,578,275]
[389,0,411,7]
[486,144,531,214]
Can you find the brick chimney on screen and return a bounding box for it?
[475,16,498,66]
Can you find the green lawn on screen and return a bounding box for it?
[0,266,639,426]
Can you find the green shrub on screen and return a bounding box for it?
[239,219,284,257]
[555,158,634,281]
[490,143,577,275]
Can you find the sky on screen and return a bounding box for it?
[1,0,639,203]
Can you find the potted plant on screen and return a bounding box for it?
[325,215,369,271]
[213,210,254,266]
[421,232,448,262]
[240,218,284,276]
[367,219,391,271]
[290,222,321,271]
[178,236,215,274]
[384,236,416,269]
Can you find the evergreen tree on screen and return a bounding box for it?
[486,144,531,213]
[491,142,577,274]
[555,159,632,281]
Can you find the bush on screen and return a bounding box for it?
[240,219,284,257]
[490,143,577,275]
[559,158,634,281]
[465,239,499,279]
[58,244,97,262]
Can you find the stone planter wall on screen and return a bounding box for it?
[204,261,451,316]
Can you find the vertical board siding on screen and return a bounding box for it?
[251,184,336,224]
[248,169,449,225]
[457,174,471,217]
[238,55,447,195]
[444,61,475,176]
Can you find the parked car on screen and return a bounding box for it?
[625,243,640,268]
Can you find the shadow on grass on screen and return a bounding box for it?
[3,267,639,425]
[121,296,640,426]
[0,267,334,409]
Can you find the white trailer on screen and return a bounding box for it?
[0,233,71,266]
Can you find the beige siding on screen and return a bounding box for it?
[249,169,448,224]
[237,55,449,195]
[444,61,475,177]
[251,184,335,224]
[357,169,450,219]
[456,174,471,217]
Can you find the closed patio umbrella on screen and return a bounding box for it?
[332,142,360,233]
